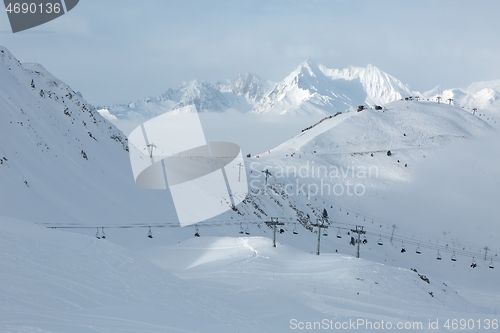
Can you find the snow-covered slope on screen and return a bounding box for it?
[251,61,416,115]
[0,45,176,225]
[0,216,271,333]
[321,63,416,106]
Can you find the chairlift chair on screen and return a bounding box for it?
[416,245,421,254]
[336,228,342,239]
[95,227,101,239]
[436,250,442,260]
[451,251,457,262]
[377,235,383,246]
[323,229,328,237]
[245,224,250,235]
[471,257,477,268]
[489,259,495,269]
[293,223,298,235]
[401,242,406,253]
[194,225,200,237]
[239,222,244,234]
[147,226,153,239]
[101,227,106,239]
[362,237,367,244]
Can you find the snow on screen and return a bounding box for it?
[97,108,117,121]
[0,217,264,333]
[2,45,500,332]
[422,81,500,114]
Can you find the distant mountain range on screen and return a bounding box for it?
[98,60,500,128]
[422,80,500,112]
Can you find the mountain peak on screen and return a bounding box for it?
[251,61,416,115]
[294,59,321,78]
[217,72,268,102]
[175,80,230,112]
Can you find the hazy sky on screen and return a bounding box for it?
[1,0,500,105]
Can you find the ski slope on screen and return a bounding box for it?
[2,217,498,333]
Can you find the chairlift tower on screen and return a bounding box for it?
[351,225,366,259]
[484,246,490,261]
[390,224,397,244]
[237,163,244,182]
[311,219,329,255]
[269,217,284,248]
[147,143,157,159]
[262,169,272,185]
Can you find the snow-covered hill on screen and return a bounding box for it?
[0,45,176,225]
[0,216,273,333]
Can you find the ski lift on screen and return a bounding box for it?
[147,226,153,239]
[336,227,342,239]
[416,245,421,254]
[451,251,456,262]
[293,223,298,235]
[436,250,442,260]
[377,235,383,246]
[245,224,250,235]
[489,259,495,269]
[95,227,101,239]
[401,242,406,253]
[362,236,367,244]
[239,222,244,234]
[323,228,328,237]
[101,227,106,239]
[471,257,477,268]
[194,225,200,237]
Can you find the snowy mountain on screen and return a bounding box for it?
[100,80,231,120]
[98,76,269,134]
[99,74,272,119]
[423,80,500,113]
[0,45,175,225]
[251,61,416,115]
[100,60,418,132]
